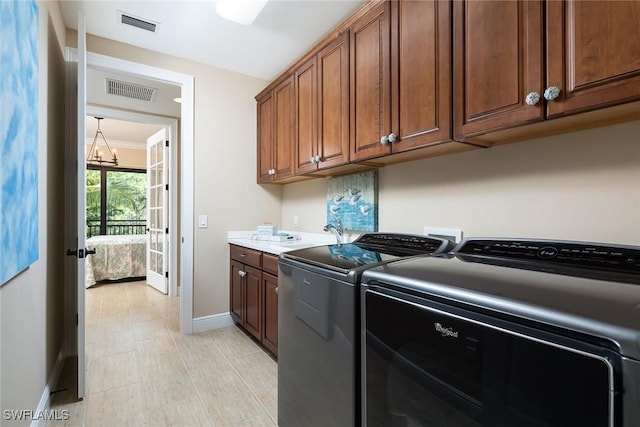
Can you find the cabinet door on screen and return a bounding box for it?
[262,272,278,356]
[318,33,350,169]
[453,0,544,139]
[546,0,640,117]
[350,2,392,161]
[294,57,318,175]
[230,260,244,324]
[257,92,274,183]
[391,0,451,152]
[243,265,262,340]
[273,76,295,180]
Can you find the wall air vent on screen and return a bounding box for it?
[105,78,157,102]
[118,11,158,33]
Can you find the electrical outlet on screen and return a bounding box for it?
[423,227,462,243]
[293,215,299,227]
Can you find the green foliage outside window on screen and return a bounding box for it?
[86,169,147,237]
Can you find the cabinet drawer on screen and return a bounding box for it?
[230,245,262,268]
[263,253,279,276]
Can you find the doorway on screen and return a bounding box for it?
[84,107,178,296]
[83,52,195,334]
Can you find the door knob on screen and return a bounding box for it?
[85,248,97,256]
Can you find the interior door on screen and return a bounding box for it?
[75,12,87,399]
[146,128,169,294]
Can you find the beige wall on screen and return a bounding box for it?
[282,120,640,245]
[1,1,67,423]
[67,32,281,317]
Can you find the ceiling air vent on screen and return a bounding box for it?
[105,78,157,102]
[118,11,158,33]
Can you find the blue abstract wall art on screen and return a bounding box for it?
[0,0,40,286]
[326,170,378,233]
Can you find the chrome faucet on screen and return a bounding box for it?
[323,219,343,244]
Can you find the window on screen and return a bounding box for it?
[86,166,147,238]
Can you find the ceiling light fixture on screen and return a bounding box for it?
[87,117,119,166]
[215,0,268,25]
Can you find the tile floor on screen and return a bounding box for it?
[48,280,278,427]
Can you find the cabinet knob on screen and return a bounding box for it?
[381,133,397,145]
[238,270,246,277]
[314,155,321,163]
[525,91,541,106]
[275,287,279,295]
[310,156,316,164]
[543,86,560,101]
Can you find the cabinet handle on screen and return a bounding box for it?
[525,91,541,106]
[380,133,397,145]
[543,86,560,101]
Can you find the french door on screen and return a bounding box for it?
[146,128,169,293]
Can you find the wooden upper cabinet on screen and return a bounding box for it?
[295,56,318,175]
[257,76,294,183]
[350,1,392,162]
[454,0,544,140]
[273,76,295,180]
[350,0,453,161]
[391,0,452,152]
[546,0,640,117]
[295,33,350,174]
[317,33,350,170]
[257,92,274,183]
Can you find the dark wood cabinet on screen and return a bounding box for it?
[257,76,295,183]
[350,0,457,162]
[453,0,544,139]
[262,271,279,356]
[229,246,263,341]
[454,0,640,142]
[545,0,640,117]
[391,0,452,152]
[229,245,279,356]
[257,0,639,181]
[349,1,392,162]
[295,33,351,175]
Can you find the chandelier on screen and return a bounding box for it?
[87,117,118,166]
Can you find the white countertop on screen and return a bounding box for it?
[227,230,356,255]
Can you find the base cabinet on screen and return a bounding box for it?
[229,245,278,356]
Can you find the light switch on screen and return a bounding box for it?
[198,214,208,228]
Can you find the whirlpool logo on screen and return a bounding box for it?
[434,322,459,338]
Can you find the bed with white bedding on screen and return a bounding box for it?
[85,234,146,287]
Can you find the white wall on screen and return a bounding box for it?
[282,120,640,245]
[1,1,67,423]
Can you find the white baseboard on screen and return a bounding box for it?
[192,312,234,333]
[30,349,64,427]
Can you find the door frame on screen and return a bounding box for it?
[86,52,195,334]
[86,106,178,296]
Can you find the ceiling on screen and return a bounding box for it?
[59,0,364,81]
[85,116,164,147]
